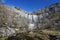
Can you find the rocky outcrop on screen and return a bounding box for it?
[32,3,60,30]
[0,2,60,38]
[0,3,29,37]
[0,3,29,27]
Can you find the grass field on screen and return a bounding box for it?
[0,37,5,40]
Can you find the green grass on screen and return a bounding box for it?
[0,37,5,40]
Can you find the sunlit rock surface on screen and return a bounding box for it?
[0,3,60,39]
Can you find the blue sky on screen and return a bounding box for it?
[1,0,60,12]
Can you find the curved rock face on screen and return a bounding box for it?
[31,3,60,30]
[0,4,15,27]
[0,3,29,27]
[0,3,60,38]
[0,3,38,31]
[0,4,29,37]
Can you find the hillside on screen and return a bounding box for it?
[0,3,29,37]
[0,3,60,40]
[32,3,60,31]
[0,3,29,28]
